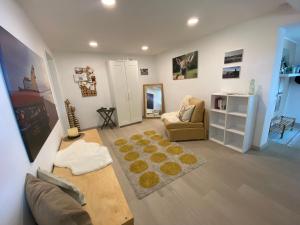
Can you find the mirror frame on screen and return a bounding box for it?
[143,83,165,118]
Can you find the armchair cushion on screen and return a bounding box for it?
[189,97,205,123]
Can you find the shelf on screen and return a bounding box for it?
[211,109,226,114]
[227,112,247,117]
[226,128,245,136]
[225,144,243,153]
[280,73,300,78]
[210,138,224,145]
[210,124,225,130]
[210,126,225,143]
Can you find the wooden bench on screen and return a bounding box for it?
[53,129,134,225]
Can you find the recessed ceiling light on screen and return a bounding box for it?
[101,0,116,8]
[187,17,199,27]
[89,41,98,48]
[141,45,149,51]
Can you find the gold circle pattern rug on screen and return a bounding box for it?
[130,160,148,174]
[150,134,163,141]
[150,152,167,163]
[119,144,134,153]
[144,130,156,136]
[130,134,143,141]
[124,151,140,161]
[167,145,183,155]
[113,130,206,199]
[114,138,127,146]
[160,162,182,176]
[144,145,158,153]
[158,139,172,147]
[136,139,150,146]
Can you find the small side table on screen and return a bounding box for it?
[97,107,117,129]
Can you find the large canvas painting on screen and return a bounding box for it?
[0,26,58,162]
[172,51,198,80]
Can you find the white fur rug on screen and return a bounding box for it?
[54,139,112,175]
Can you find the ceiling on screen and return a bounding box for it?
[17,0,288,55]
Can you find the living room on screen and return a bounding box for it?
[1,0,300,225]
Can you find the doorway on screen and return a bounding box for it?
[268,24,300,149]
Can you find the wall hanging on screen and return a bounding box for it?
[224,49,243,64]
[172,51,198,80]
[140,68,149,76]
[223,66,241,79]
[73,66,97,97]
[0,26,58,162]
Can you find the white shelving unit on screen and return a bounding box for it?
[209,93,257,153]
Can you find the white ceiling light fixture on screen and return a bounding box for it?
[187,17,199,27]
[89,41,98,48]
[101,0,116,8]
[141,45,149,51]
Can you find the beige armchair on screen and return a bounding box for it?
[161,96,208,141]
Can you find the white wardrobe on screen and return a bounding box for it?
[107,60,142,127]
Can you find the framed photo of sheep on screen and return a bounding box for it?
[172,51,198,80]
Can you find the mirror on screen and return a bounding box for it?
[143,84,165,118]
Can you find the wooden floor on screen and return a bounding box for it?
[100,119,300,225]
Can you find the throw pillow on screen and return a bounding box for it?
[178,105,195,122]
[25,174,92,225]
[37,168,86,206]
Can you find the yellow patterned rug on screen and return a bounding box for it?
[112,130,206,199]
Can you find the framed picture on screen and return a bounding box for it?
[173,51,198,80]
[224,49,243,64]
[140,68,149,76]
[0,26,58,162]
[223,66,241,79]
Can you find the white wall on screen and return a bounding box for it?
[54,52,157,130]
[155,6,300,147]
[0,0,64,224]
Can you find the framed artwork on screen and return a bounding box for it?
[173,51,198,80]
[140,68,149,76]
[74,66,97,97]
[223,66,241,79]
[224,49,243,64]
[0,26,58,162]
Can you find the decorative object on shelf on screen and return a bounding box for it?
[64,99,80,131]
[0,26,58,162]
[222,66,240,79]
[248,79,256,95]
[214,97,226,110]
[173,51,198,80]
[140,68,149,75]
[97,107,116,129]
[73,66,97,97]
[224,49,243,64]
[64,127,84,141]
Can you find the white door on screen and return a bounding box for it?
[125,60,142,123]
[108,61,131,126]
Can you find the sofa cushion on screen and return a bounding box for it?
[25,174,92,225]
[178,105,195,122]
[164,119,204,129]
[189,97,205,123]
[37,168,86,206]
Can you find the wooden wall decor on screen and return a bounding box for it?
[64,99,81,131]
[73,66,97,97]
